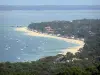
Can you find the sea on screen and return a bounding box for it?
[0,10,100,62]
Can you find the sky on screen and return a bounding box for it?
[0,0,100,5]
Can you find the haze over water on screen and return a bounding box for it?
[0,10,100,62]
[1,10,100,26]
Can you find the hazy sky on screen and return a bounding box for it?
[0,0,100,5]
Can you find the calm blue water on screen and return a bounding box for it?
[1,10,100,26]
[0,10,100,62]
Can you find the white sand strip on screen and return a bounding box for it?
[15,27,84,55]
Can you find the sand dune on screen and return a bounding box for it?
[15,27,84,55]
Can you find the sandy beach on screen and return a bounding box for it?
[15,27,84,55]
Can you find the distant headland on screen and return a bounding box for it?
[15,19,100,55]
[0,5,100,10]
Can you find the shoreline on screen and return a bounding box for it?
[15,27,84,55]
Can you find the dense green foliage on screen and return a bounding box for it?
[0,19,100,75]
[28,19,100,38]
[0,60,100,75]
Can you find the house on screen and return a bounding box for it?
[45,26,54,33]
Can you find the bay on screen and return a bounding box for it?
[0,10,100,62]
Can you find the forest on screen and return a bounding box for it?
[0,19,100,75]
